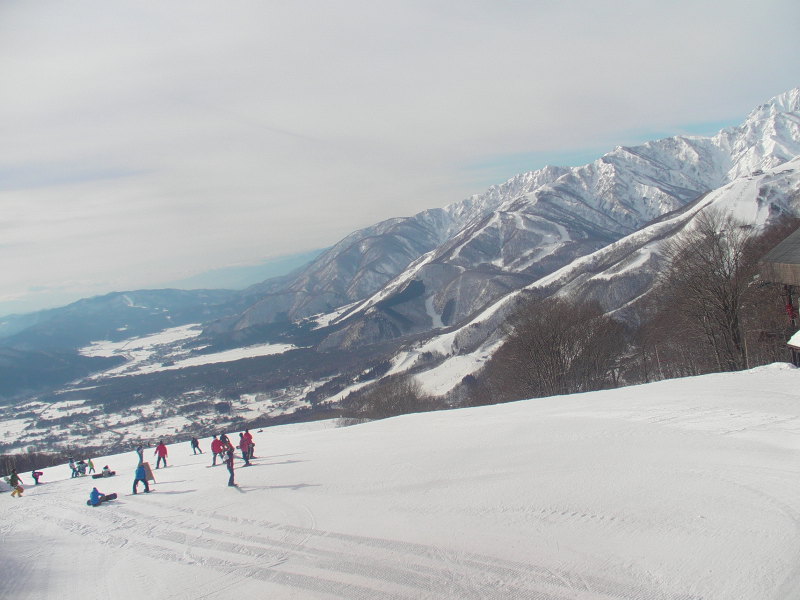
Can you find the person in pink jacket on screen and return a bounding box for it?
[154,440,168,469]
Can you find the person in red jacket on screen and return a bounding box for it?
[210,436,224,466]
[154,440,168,469]
[238,433,251,466]
[242,429,255,460]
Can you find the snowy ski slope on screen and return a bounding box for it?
[2,364,799,599]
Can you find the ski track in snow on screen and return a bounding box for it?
[3,364,800,599]
[8,485,662,600]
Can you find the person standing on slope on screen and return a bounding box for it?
[225,444,236,487]
[210,436,223,466]
[243,429,255,460]
[190,437,202,455]
[154,440,168,469]
[238,433,251,466]
[9,469,24,497]
[132,463,150,494]
[87,458,96,474]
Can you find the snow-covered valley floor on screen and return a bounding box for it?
[3,364,800,599]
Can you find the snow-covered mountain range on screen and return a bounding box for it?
[1,88,799,453]
[214,88,800,349]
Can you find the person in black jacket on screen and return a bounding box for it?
[225,444,236,487]
[9,469,23,497]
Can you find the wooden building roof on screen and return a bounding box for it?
[760,227,800,286]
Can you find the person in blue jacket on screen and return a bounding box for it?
[88,487,107,506]
[132,463,150,494]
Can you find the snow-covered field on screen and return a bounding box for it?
[3,364,800,599]
[79,324,297,378]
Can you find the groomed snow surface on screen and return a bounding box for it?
[3,364,800,599]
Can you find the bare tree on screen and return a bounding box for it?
[650,211,800,374]
[342,375,437,419]
[658,210,756,371]
[481,296,626,402]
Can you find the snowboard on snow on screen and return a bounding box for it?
[86,492,118,506]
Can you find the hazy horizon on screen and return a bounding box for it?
[1,1,798,316]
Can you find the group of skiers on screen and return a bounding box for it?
[206,430,255,486]
[68,458,94,478]
[4,430,259,503]
[95,429,258,500]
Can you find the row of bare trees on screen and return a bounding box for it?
[341,375,436,419]
[477,297,626,403]
[635,211,799,380]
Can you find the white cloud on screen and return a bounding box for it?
[1,0,799,314]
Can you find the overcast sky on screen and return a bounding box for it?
[1,0,799,316]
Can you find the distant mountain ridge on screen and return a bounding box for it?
[208,88,800,351]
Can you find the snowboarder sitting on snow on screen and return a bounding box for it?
[132,463,150,494]
[101,465,113,477]
[87,487,117,506]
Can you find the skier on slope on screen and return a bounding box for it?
[238,433,251,466]
[225,443,236,487]
[154,440,168,469]
[210,436,223,466]
[243,429,255,460]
